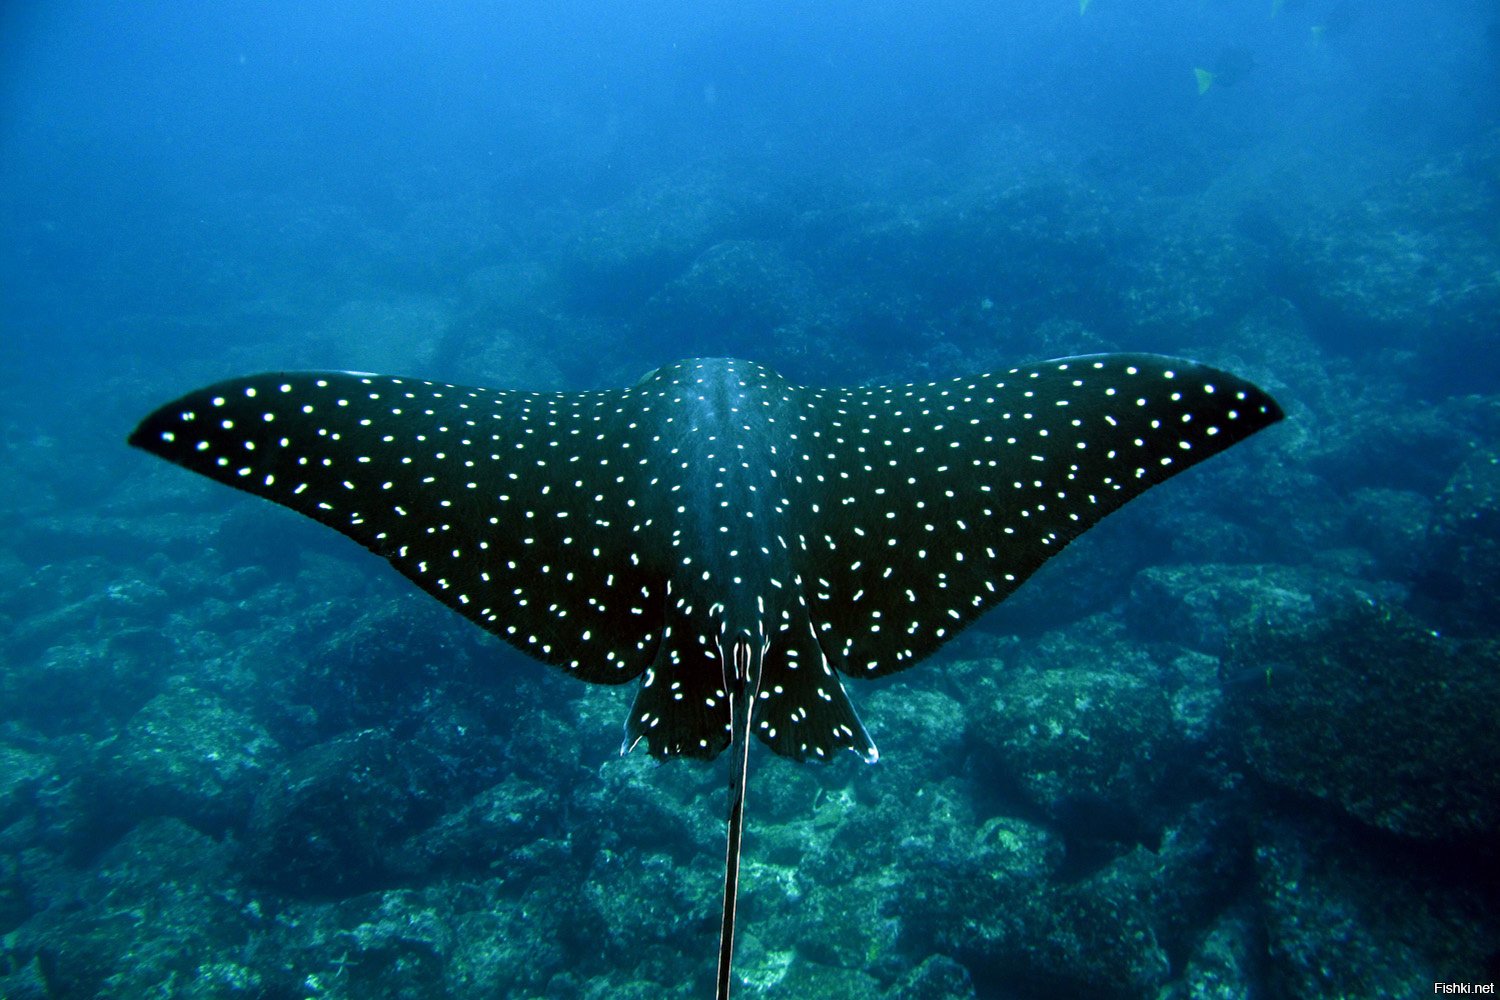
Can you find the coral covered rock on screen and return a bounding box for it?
[245,730,449,894]
[973,664,1180,845]
[1225,597,1500,839]
[106,686,280,834]
[1254,815,1499,998]
[1424,448,1500,633]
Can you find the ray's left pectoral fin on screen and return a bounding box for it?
[752,624,878,763]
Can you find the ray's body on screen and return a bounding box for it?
[131,355,1281,997]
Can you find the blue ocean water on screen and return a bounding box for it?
[2,1,1498,997]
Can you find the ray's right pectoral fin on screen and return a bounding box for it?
[753,625,878,764]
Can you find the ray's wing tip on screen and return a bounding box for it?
[126,418,151,451]
[1232,375,1285,430]
[1169,354,1285,431]
[124,371,328,457]
[1263,392,1286,425]
[127,402,177,456]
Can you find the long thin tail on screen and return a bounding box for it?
[715,683,753,999]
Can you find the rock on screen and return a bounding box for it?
[770,957,882,1000]
[0,849,28,937]
[752,836,895,975]
[580,848,713,985]
[565,167,759,309]
[273,877,582,998]
[1127,563,1397,656]
[393,775,563,878]
[751,757,831,833]
[1298,387,1481,500]
[1255,815,1500,999]
[245,729,448,894]
[972,663,1180,847]
[1225,597,1500,839]
[0,956,47,1000]
[0,743,51,831]
[891,798,1246,1000]
[884,954,976,1000]
[106,686,280,834]
[5,738,123,858]
[1282,150,1500,393]
[644,239,820,359]
[320,889,452,998]
[1163,904,1260,1000]
[2,624,172,735]
[1344,487,1432,581]
[5,818,258,998]
[1424,448,1500,633]
[861,686,967,787]
[897,842,1171,998]
[579,753,720,867]
[1110,222,1266,347]
[1164,648,1226,749]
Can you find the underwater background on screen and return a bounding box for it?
[2,0,1499,997]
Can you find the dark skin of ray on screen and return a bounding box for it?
[129,355,1282,998]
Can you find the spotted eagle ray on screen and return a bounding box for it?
[130,354,1281,996]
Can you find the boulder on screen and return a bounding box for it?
[1225,597,1500,839]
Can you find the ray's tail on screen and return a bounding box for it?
[715,709,751,999]
[716,638,757,999]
